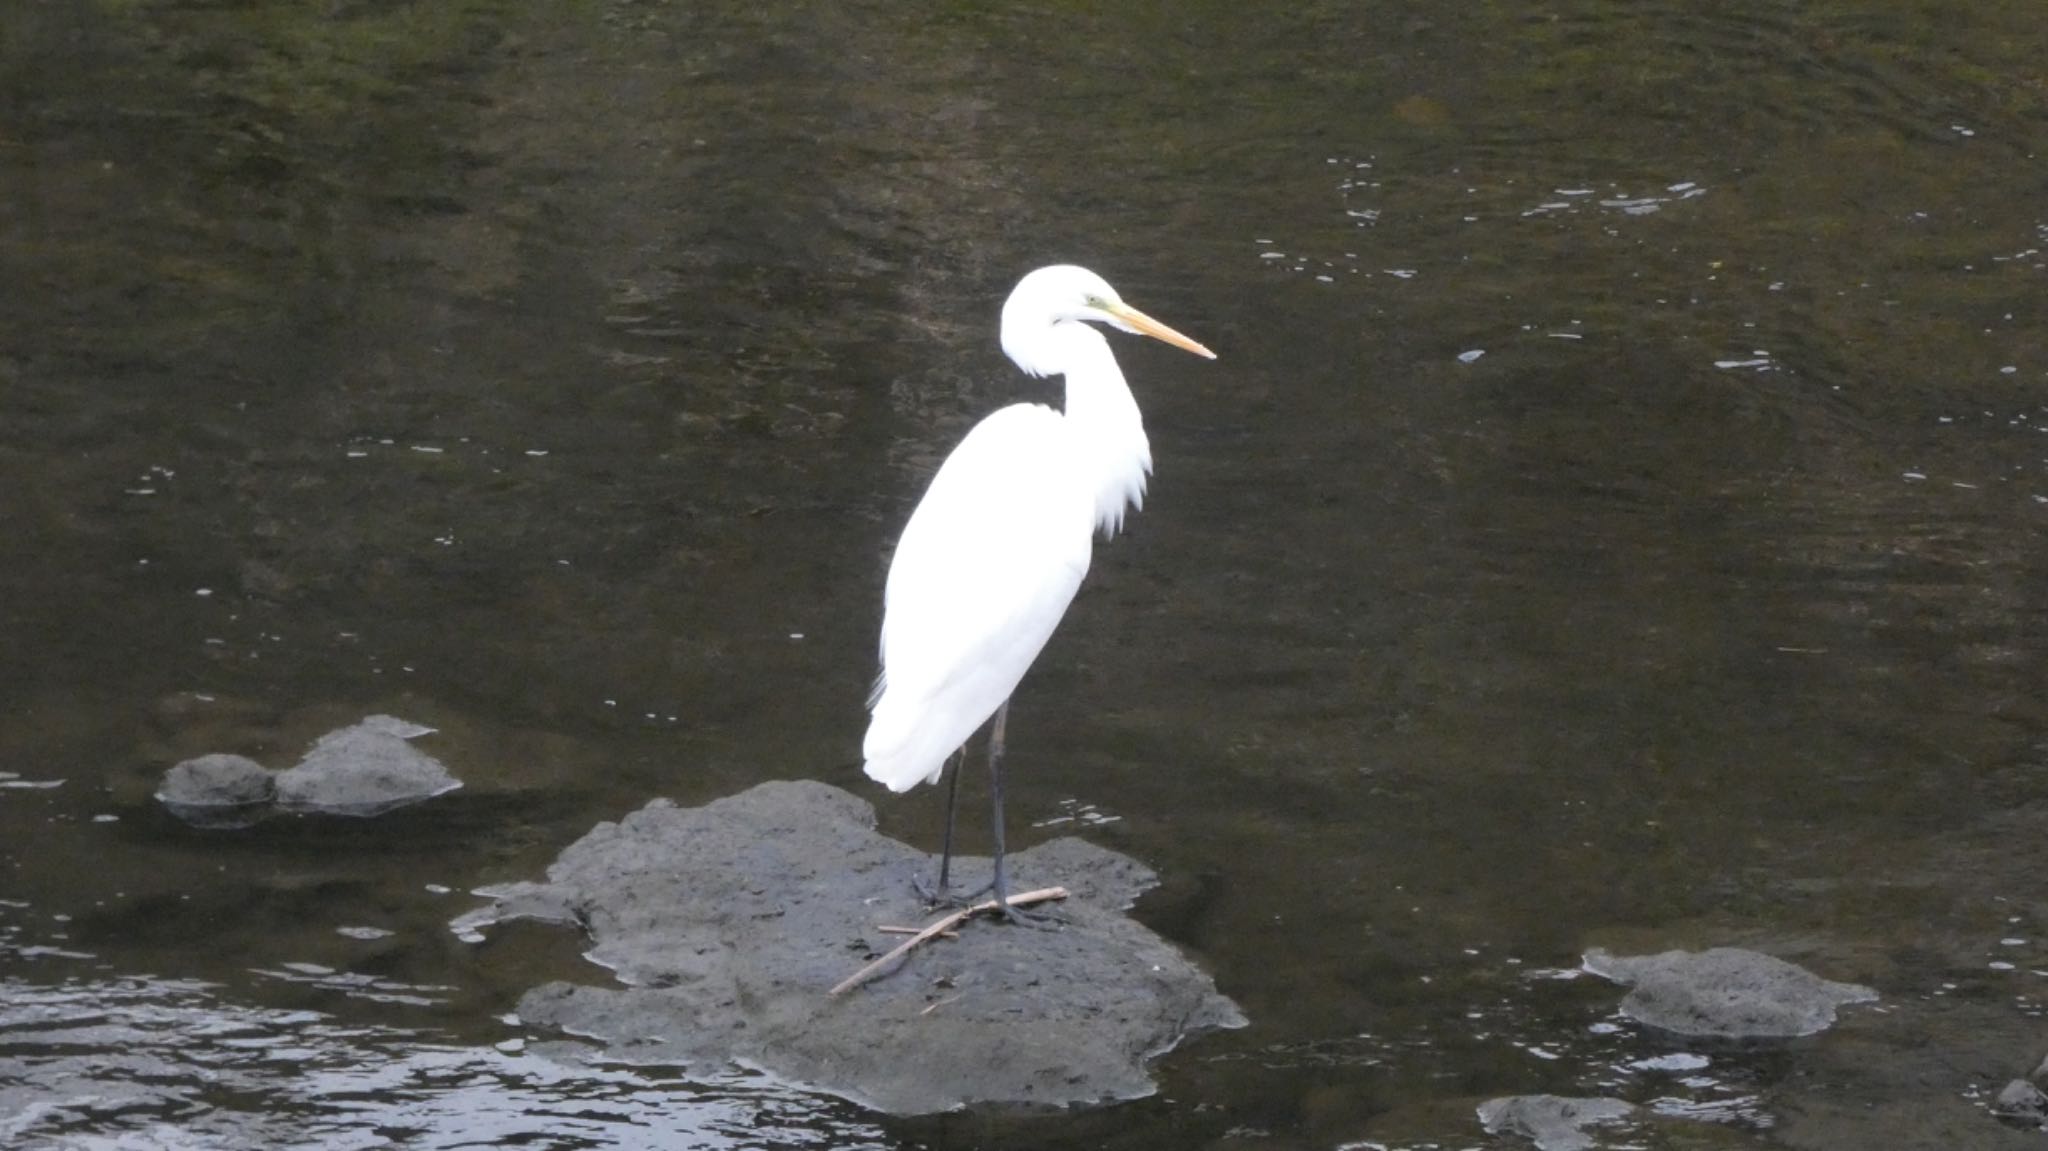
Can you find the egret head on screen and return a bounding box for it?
[1000,264,1215,377]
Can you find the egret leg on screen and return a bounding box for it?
[986,700,1054,927]
[936,746,964,890]
[914,749,991,905]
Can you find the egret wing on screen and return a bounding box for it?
[862,405,1096,791]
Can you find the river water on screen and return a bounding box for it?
[3,1,2045,1148]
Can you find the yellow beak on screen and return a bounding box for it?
[1104,302,1217,360]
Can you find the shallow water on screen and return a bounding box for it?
[3,1,2046,1147]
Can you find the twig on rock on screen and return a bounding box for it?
[830,886,1068,997]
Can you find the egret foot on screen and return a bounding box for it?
[913,869,993,908]
[993,898,1063,929]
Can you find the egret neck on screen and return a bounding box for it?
[1014,318,1154,540]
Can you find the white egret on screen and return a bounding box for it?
[861,264,1216,922]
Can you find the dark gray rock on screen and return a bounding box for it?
[454,780,1246,1115]
[156,716,451,827]
[1583,947,1875,1039]
[1993,1078,2048,1128]
[356,713,438,740]
[1477,1095,1636,1151]
[274,718,459,816]
[156,753,276,828]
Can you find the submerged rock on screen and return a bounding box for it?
[155,753,276,828]
[1477,1095,1636,1151]
[454,780,1245,1115]
[1583,946,1875,1039]
[274,718,459,816]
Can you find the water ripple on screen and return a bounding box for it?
[0,975,889,1150]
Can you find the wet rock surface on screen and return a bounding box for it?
[1476,1095,1637,1151]
[155,753,276,828]
[1992,1078,2048,1129]
[453,780,1246,1115]
[1582,947,1876,1039]
[273,717,459,816]
[155,715,456,826]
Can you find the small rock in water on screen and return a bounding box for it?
[358,714,438,740]
[275,719,460,817]
[156,753,277,828]
[1583,946,1876,1038]
[1478,1095,1636,1151]
[1628,1051,1709,1072]
[157,715,451,826]
[1993,1078,2048,1128]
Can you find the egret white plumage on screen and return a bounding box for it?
[861,264,1215,922]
